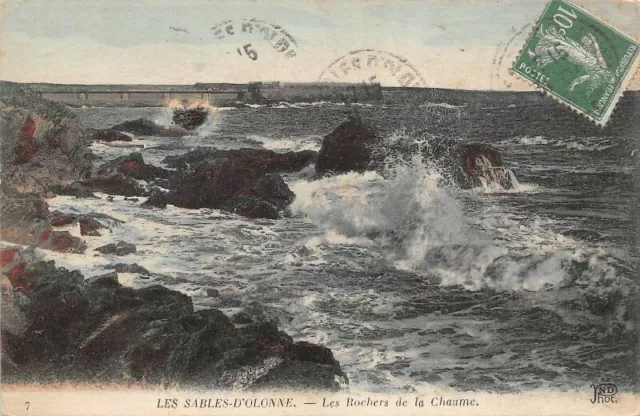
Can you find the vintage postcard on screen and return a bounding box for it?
[0,0,639,415]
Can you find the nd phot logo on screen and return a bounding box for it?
[590,383,618,404]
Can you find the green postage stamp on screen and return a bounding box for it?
[512,0,640,125]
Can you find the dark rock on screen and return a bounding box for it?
[225,197,279,219]
[86,272,119,287]
[165,149,312,218]
[79,217,105,236]
[110,118,186,137]
[2,252,345,390]
[172,106,209,130]
[95,241,136,256]
[460,143,512,189]
[49,183,96,198]
[50,211,77,227]
[316,117,513,189]
[141,192,169,209]
[97,153,170,181]
[250,360,345,391]
[80,174,146,197]
[252,174,295,209]
[163,148,316,172]
[232,311,254,324]
[90,129,133,142]
[316,116,379,174]
[105,263,151,275]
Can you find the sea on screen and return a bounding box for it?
[40,90,639,393]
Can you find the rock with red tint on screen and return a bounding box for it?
[50,211,77,227]
[1,82,92,195]
[14,117,40,165]
[78,217,105,236]
[2,256,346,390]
[0,188,53,247]
[97,153,169,181]
[49,211,107,237]
[459,143,512,189]
[0,189,86,253]
[316,116,379,174]
[90,129,133,143]
[6,262,36,292]
[38,230,86,253]
[1,248,19,268]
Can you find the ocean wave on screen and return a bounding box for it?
[559,138,617,152]
[289,153,632,308]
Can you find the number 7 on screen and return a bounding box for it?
[25,402,30,410]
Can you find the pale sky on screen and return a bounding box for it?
[0,0,638,90]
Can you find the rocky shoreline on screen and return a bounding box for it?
[0,81,512,390]
[0,81,346,390]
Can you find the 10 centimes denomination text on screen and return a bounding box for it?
[512,0,640,125]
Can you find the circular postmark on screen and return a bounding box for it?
[318,49,427,87]
[211,18,298,61]
[491,24,532,90]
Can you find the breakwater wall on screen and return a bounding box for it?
[21,82,383,107]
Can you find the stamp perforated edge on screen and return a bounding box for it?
[509,0,640,127]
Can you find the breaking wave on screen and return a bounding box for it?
[289,141,633,319]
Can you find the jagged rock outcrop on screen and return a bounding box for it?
[80,174,146,197]
[163,148,317,171]
[95,241,136,256]
[316,116,379,174]
[89,129,133,142]
[0,188,86,253]
[109,118,186,137]
[317,116,513,189]
[163,148,315,218]
[1,249,347,390]
[172,106,209,130]
[96,152,170,181]
[50,210,108,236]
[0,82,93,195]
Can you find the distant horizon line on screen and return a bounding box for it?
[9,80,640,93]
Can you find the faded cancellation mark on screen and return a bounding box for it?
[318,49,427,87]
[211,18,298,61]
